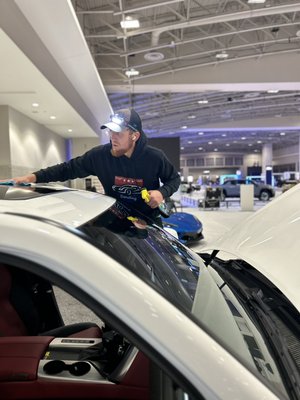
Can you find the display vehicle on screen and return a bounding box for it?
[161,197,204,244]
[0,183,299,400]
[220,179,275,201]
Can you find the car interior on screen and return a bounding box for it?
[0,262,152,399]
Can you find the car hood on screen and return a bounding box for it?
[201,184,300,311]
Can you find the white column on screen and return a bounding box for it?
[298,134,300,175]
[262,143,273,181]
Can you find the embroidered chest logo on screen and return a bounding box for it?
[112,176,144,200]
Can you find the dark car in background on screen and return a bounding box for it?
[220,179,275,201]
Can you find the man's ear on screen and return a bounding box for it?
[132,131,141,141]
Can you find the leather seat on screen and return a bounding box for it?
[0,264,101,338]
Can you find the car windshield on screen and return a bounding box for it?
[77,200,200,314]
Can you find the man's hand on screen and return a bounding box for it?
[0,174,37,184]
[147,190,164,208]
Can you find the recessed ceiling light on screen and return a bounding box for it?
[181,147,184,150]
[198,100,208,104]
[216,51,229,59]
[188,141,193,144]
[198,147,203,150]
[257,140,262,143]
[267,90,279,93]
[50,115,56,120]
[241,137,246,140]
[187,115,196,119]
[221,133,227,137]
[208,141,213,144]
[198,132,204,135]
[32,102,39,107]
[120,16,140,29]
[214,148,218,151]
[280,132,286,136]
[68,129,73,132]
[226,143,230,146]
[181,125,187,129]
[125,68,139,77]
[248,144,253,146]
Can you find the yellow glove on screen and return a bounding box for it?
[141,188,150,203]
[127,216,138,222]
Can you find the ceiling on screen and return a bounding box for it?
[0,0,112,139]
[71,0,300,155]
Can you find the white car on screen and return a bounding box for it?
[0,183,299,400]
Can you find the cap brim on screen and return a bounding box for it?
[100,122,123,132]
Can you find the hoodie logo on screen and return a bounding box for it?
[112,176,144,201]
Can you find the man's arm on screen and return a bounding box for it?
[157,153,181,199]
[1,149,97,185]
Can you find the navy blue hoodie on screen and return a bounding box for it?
[34,131,180,219]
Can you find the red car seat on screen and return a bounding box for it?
[0,264,102,338]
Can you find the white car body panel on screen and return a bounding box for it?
[0,211,279,400]
[0,186,115,227]
[202,183,300,311]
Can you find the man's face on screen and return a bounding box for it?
[108,128,136,157]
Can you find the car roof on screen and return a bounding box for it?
[201,184,300,311]
[0,184,115,228]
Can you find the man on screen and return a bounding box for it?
[7,108,180,222]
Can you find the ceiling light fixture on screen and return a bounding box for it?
[68,129,73,132]
[125,68,139,77]
[187,115,196,119]
[198,132,204,135]
[248,0,266,3]
[267,90,279,93]
[144,52,164,62]
[181,125,187,129]
[120,16,140,29]
[32,102,39,107]
[216,51,229,59]
[198,100,208,104]
[280,132,286,136]
[50,115,56,120]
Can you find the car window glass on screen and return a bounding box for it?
[79,212,200,313]
[192,257,293,400]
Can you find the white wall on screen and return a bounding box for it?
[8,106,65,177]
[72,137,101,158]
[273,145,299,168]
[0,105,11,178]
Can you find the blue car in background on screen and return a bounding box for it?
[161,198,204,245]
